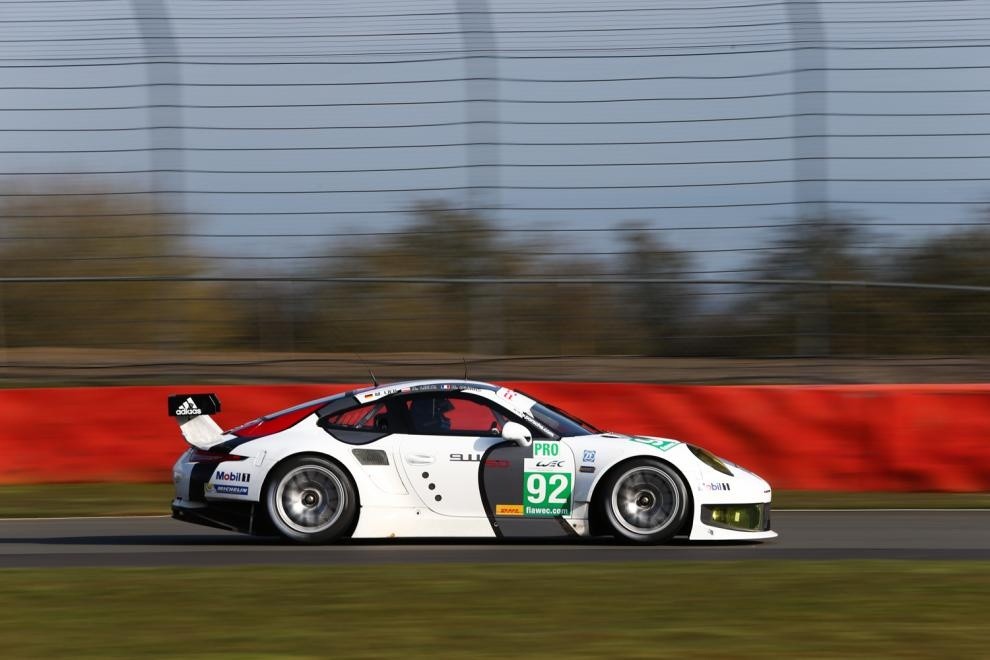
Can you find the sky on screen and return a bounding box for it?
[1,0,989,278]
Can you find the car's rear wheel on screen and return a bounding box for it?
[265,456,357,543]
[598,459,689,544]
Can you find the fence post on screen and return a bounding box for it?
[0,283,6,364]
[131,0,184,198]
[785,0,831,356]
[456,0,504,355]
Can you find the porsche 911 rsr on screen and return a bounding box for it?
[169,380,776,544]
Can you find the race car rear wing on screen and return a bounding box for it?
[167,393,223,449]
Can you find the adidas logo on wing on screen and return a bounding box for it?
[175,397,202,416]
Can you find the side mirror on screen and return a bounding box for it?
[502,421,532,448]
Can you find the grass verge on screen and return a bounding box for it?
[0,483,987,518]
[0,562,987,658]
[0,483,173,518]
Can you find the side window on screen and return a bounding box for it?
[404,394,505,436]
[322,401,390,432]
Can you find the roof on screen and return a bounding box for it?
[352,379,499,404]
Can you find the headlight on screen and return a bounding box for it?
[688,445,733,476]
[702,504,770,531]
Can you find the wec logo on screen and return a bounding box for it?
[536,460,565,468]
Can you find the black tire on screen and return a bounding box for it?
[596,459,689,544]
[265,456,358,544]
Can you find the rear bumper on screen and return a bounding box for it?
[171,498,261,535]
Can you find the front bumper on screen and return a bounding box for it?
[688,466,777,541]
[701,502,772,533]
[689,504,777,541]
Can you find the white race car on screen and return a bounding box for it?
[170,380,776,544]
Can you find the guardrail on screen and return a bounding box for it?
[1,382,987,491]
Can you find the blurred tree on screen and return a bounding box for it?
[296,207,990,358]
[212,280,304,353]
[743,216,881,356]
[888,227,990,354]
[500,255,610,355]
[612,224,696,356]
[298,200,511,354]
[299,200,632,355]
[0,188,227,350]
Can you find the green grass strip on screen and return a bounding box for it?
[0,483,172,518]
[0,562,987,658]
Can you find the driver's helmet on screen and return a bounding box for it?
[409,396,453,432]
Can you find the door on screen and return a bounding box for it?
[395,392,509,517]
[480,438,577,538]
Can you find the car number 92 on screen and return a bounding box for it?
[523,442,574,516]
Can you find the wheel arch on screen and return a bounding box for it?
[587,455,694,538]
[260,451,362,537]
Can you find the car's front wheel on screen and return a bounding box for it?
[598,459,689,544]
[265,456,357,543]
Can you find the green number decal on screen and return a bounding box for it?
[523,471,572,517]
[523,441,573,516]
[629,436,679,452]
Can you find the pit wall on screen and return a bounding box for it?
[1,383,988,491]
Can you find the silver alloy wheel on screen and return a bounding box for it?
[274,465,346,534]
[609,465,680,536]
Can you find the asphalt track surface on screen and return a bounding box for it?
[0,511,987,568]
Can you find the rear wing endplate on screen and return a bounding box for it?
[167,393,223,449]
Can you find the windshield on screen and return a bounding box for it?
[527,400,601,437]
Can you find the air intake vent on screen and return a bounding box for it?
[352,448,389,466]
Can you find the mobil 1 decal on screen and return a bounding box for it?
[523,441,573,517]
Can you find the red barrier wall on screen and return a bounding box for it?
[1,382,988,491]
